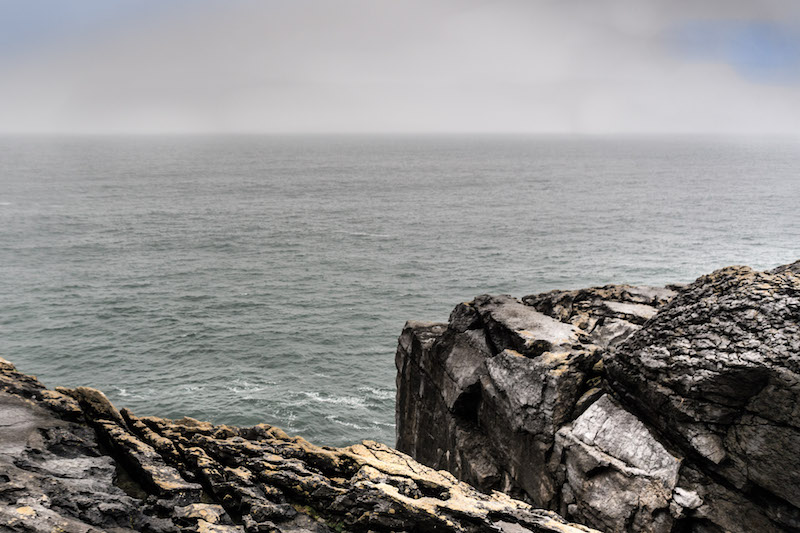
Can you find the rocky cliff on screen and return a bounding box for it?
[0,358,597,532]
[396,261,800,533]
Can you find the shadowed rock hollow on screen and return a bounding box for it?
[396,261,800,533]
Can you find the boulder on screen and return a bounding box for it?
[607,264,800,530]
[397,261,800,532]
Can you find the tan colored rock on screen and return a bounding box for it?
[0,357,597,533]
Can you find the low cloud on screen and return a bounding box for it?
[0,0,799,135]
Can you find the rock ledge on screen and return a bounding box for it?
[0,357,596,533]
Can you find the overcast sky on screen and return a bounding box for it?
[1,0,800,135]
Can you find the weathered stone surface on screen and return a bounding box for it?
[0,389,170,533]
[396,285,667,512]
[607,264,800,530]
[0,358,596,533]
[522,285,677,348]
[770,259,800,275]
[472,294,590,357]
[397,261,800,533]
[554,395,680,533]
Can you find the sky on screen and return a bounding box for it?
[1,0,799,135]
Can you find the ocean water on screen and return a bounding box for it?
[1,135,797,447]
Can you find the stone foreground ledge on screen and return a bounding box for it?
[0,357,598,533]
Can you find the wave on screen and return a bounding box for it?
[111,386,150,401]
[299,391,366,407]
[226,379,272,394]
[334,230,395,239]
[357,386,394,400]
[324,414,370,430]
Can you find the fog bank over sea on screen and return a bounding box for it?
[1,135,797,446]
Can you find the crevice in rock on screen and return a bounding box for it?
[452,382,482,425]
[671,517,725,533]
[112,461,148,500]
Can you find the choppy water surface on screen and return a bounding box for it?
[1,135,797,446]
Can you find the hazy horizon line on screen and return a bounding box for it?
[2,131,799,140]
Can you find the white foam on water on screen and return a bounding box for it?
[300,391,366,407]
[325,414,370,430]
[226,379,270,394]
[358,386,394,400]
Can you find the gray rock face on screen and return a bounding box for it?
[607,265,800,531]
[555,394,680,533]
[396,263,800,533]
[396,285,672,518]
[0,362,171,533]
[522,285,678,349]
[0,358,597,533]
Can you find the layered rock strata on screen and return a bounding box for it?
[396,263,800,533]
[0,358,597,533]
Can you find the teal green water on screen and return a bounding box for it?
[1,135,797,446]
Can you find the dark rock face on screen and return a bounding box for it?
[0,358,597,533]
[607,265,800,531]
[0,360,169,533]
[396,286,672,518]
[396,264,800,533]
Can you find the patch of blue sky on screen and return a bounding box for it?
[669,19,800,84]
[0,0,195,63]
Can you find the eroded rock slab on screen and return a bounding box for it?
[0,390,171,533]
[0,358,597,533]
[555,395,680,532]
[607,264,800,530]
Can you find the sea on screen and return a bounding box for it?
[1,135,798,447]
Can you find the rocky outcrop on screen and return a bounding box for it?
[0,358,597,533]
[606,265,800,532]
[396,263,800,533]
